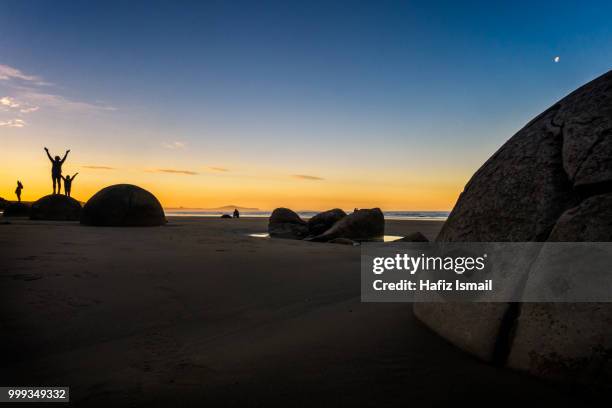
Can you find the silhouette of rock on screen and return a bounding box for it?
[3,202,31,217]
[307,208,347,236]
[220,214,232,219]
[414,70,612,383]
[30,194,82,221]
[268,208,308,239]
[309,208,384,242]
[394,232,429,242]
[80,184,166,226]
[0,197,9,210]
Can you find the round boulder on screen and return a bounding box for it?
[3,202,31,217]
[80,184,166,226]
[414,70,612,384]
[309,208,384,242]
[268,208,308,239]
[307,208,347,236]
[30,194,82,221]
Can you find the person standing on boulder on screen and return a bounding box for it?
[44,147,70,194]
[15,180,23,202]
[61,173,78,197]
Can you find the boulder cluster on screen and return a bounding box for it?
[268,207,384,243]
[3,184,166,227]
[415,70,612,385]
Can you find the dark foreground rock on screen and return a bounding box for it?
[328,237,358,246]
[3,202,31,217]
[307,208,347,236]
[0,197,9,210]
[30,194,82,221]
[414,69,612,384]
[394,232,429,242]
[80,184,166,226]
[268,208,308,239]
[309,208,384,242]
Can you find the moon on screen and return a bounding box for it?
[553,56,560,63]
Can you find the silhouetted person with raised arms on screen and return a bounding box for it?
[15,180,23,202]
[233,208,240,219]
[62,173,78,197]
[44,147,70,194]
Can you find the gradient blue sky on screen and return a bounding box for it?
[1,0,611,209]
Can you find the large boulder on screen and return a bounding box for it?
[268,208,308,239]
[30,194,82,221]
[508,193,612,384]
[414,70,612,383]
[307,208,347,236]
[80,184,166,226]
[2,202,30,217]
[309,208,384,242]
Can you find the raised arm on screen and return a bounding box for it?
[72,173,79,180]
[61,149,70,164]
[44,147,53,162]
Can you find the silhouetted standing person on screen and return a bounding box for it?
[62,173,78,197]
[233,208,240,219]
[15,180,23,202]
[44,147,70,194]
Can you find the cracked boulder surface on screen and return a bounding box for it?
[80,184,166,226]
[414,69,612,384]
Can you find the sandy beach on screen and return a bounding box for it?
[0,217,601,407]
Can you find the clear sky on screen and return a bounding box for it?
[1,0,611,210]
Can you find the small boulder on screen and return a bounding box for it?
[30,195,82,221]
[310,208,384,242]
[220,214,232,219]
[3,202,30,217]
[394,232,429,242]
[268,208,308,239]
[80,184,166,226]
[307,208,347,236]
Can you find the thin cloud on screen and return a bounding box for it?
[20,106,39,113]
[17,90,115,113]
[1,64,114,120]
[82,165,116,170]
[0,118,26,128]
[0,96,20,108]
[292,174,324,181]
[154,168,198,175]
[209,166,229,172]
[1,96,39,113]
[162,141,186,149]
[0,64,41,82]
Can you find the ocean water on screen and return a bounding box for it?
[164,210,449,221]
